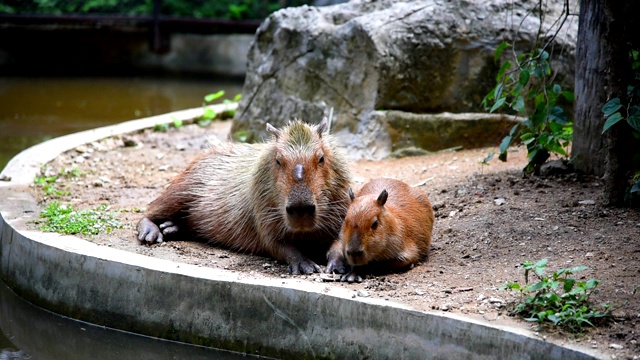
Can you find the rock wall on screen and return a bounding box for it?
[232,0,578,159]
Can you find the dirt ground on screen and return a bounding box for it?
[29,120,640,359]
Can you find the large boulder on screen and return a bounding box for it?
[232,0,578,160]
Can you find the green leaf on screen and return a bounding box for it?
[585,279,600,290]
[494,42,509,63]
[553,84,561,94]
[521,134,535,145]
[233,93,243,102]
[490,97,506,113]
[512,95,525,114]
[202,107,217,120]
[563,278,575,293]
[570,265,587,273]
[602,112,624,133]
[204,90,225,102]
[518,70,530,86]
[627,114,640,132]
[602,98,622,116]
[561,91,575,102]
[499,135,512,154]
[496,61,512,82]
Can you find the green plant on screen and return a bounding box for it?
[34,174,70,197]
[501,259,612,333]
[483,43,574,174]
[39,201,123,236]
[602,49,640,202]
[199,91,242,126]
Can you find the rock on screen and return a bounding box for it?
[122,137,138,147]
[0,174,11,182]
[609,344,624,350]
[494,198,505,206]
[540,159,573,176]
[578,199,596,205]
[357,290,370,297]
[232,0,577,160]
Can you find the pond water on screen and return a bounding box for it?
[0,76,252,358]
[0,76,244,170]
[0,279,260,360]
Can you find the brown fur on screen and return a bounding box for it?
[137,119,352,274]
[326,178,434,281]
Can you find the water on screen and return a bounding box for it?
[0,76,244,170]
[0,279,260,360]
[0,76,252,358]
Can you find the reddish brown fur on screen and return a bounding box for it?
[326,178,434,279]
[137,119,352,275]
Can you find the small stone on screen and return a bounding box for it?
[415,289,425,295]
[357,290,370,297]
[75,145,89,153]
[494,198,505,206]
[585,252,594,258]
[158,165,170,172]
[488,297,504,304]
[578,199,596,205]
[440,304,451,311]
[0,174,11,182]
[92,180,103,187]
[123,137,138,147]
[74,156,85,164]
[262,263,272,268]
[449,210,457,217]
[156,153,165,160]
[176,144,187,151]
[609,344,624,350]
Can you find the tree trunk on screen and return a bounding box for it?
[573,0,640,206]
[571,0,607,177]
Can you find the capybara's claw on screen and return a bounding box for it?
[340,271,363,283]
[159,221,179,236]
[325,257,348,274]
[288,259,321,275]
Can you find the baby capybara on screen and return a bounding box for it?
[326,178,434,282]
[137,118,351,274]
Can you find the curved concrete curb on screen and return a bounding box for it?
[0,107,604,359]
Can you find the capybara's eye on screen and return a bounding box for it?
[318,154,325,165]
[371,219,379,230]
[275,156,282,166]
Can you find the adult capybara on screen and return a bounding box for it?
[137,118,352,274]
[326,178,434,282]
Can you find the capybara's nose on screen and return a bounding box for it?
[286,203,316,216]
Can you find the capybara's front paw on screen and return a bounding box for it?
[325,255,348,274]
[137,217,163,244]
[340,271,363,283]
[288,258,321,275]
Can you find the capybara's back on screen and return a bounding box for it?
[137,118,352,274]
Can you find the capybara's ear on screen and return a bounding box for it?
[317,117,328,136]
[266,123,281,140]
[348,188,355,201]
[376,189,388,207]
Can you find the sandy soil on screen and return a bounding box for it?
[29,120,640,359]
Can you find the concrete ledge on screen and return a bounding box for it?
[0,107,603,359]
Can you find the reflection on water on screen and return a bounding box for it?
[0,76,244,170]
[0,76,252,358]
[0,279,260,360]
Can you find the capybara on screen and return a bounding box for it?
[326,178,434,282]
[137,118,352,274]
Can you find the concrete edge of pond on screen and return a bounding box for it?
[0,108,606,359]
